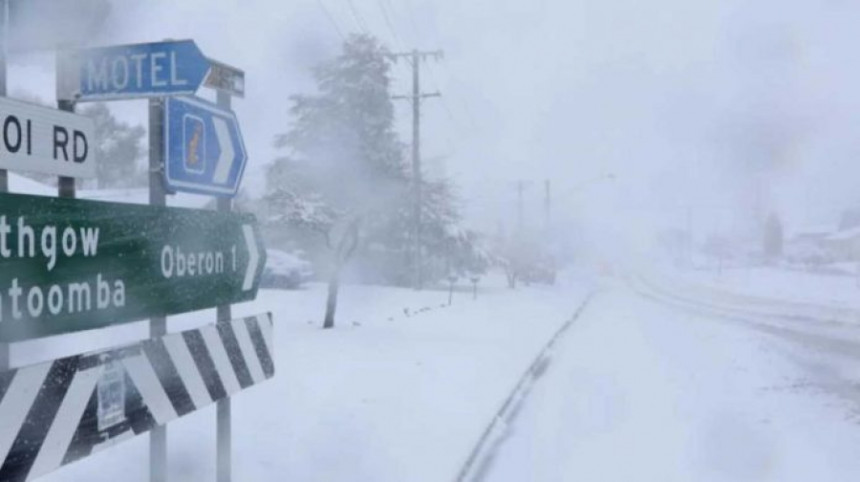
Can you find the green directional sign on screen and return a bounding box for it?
[0,192,266,342]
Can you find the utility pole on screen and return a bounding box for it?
[391,49,442,290]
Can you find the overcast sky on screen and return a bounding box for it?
[8,0,860,254]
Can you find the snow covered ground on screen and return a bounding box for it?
[34,273,594,481]
[481,283,860,482]
[17,235,860,482]
[665,265,860,311]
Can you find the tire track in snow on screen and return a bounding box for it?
[631,275,860,410]
[631,275,860,361]
[453,291,598,482]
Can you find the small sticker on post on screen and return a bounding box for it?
[97,361,126,431]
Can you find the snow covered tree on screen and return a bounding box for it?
[413,177,489,281]
[267,34,406,328]
[357,172,489,285]
[266,34,483,323]
[78,103,146,189]
[265,185,359,328]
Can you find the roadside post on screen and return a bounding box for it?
[0,0,9,374]
[216,91,233,482]
[57,97,77,198]
[208,60,245,482]
[149,95,168,482]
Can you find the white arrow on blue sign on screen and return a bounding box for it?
[57,40,211,101]
[164,96,247,197]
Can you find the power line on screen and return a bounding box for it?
[377,0,404,49]
[377,4,462,156]
[314,0,347,41]
[417,63,460,154]
[343,0,370,34]
[431,58,479,132]
[401,0,423,44]
[423,63,458,128]
[375,3,462,139]
[388,0,476,134]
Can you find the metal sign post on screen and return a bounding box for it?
[56,98,80,198]
[215,89,232,482]
[0,0,7,376]
[148,96,167,482]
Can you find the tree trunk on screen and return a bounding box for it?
[322,217,360,330]
[323,269,341,329]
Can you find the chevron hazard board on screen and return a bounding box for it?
[0,312,273,481]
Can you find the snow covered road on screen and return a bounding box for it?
[481,283,860,482]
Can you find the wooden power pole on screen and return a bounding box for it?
[391,49,442,290]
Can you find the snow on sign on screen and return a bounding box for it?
[0,97,95,178]
[0,313,274,482]
[56,40,211,101]
[164,95,247,197]
[0,191,266,342]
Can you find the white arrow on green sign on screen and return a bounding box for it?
[0,192,266,342]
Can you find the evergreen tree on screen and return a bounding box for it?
[267,34,406,329]
[266,34,486,327]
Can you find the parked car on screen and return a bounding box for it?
[520,255,557,285]
[260,249,314,289]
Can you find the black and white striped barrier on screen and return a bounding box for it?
[0,313,274,481]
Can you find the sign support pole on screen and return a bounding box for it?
[58,99,76,198]
[148,97,168,482]
[0,0,8,373]
[0,0,7,194]
[216,90,232,482]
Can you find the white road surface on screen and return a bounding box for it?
[481,282,860,482]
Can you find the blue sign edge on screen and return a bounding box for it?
[69,39,211,102]
[162,95,248,198]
